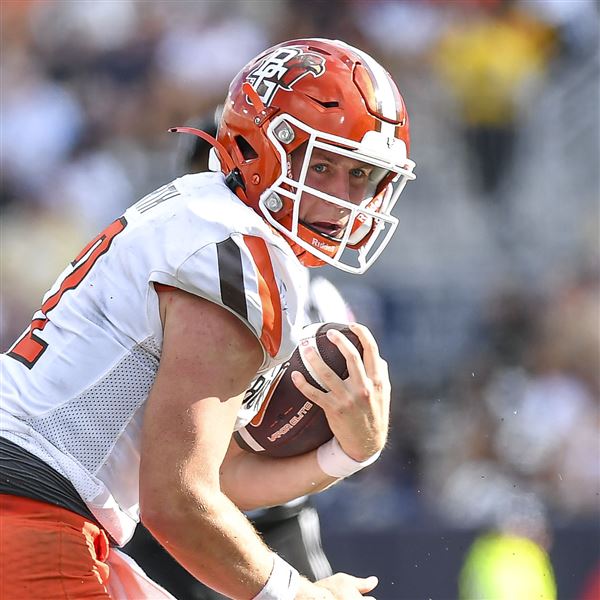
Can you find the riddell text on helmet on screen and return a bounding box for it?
[267,401,314,442]
[311,238,336,252]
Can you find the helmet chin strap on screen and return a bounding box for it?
[168,126,237,173]
[169,126,249,201]
[169,84,277,201]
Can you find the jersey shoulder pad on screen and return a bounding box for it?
[174,234,306,369]
[147,174,307,367]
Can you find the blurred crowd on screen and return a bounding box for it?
[1,0,598,556]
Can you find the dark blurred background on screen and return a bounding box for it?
[1,1,598,598]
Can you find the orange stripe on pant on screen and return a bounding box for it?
[0,494,111,599]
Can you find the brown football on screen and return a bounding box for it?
[233,322,363,458]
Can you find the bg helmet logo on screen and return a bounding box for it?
[247,47,326,106]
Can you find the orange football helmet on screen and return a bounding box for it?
[177,38,416,273]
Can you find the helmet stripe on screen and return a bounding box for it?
[338,42,398,137]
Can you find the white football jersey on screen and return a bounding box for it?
[0,172,307,545]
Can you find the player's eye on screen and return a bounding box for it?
[312,163,328,174]
[350,167,369,179]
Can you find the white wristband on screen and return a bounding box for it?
[252,554,300,600]
[317,437,381,478]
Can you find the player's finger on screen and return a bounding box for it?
[325,328,367,383]
[298,344,349,397]
[348,323,383,376]
[331,573,379,593]
[356,574,379,594]
[290,369,333,409]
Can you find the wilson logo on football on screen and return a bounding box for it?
[247,47,326,107]
[267,401,314,442]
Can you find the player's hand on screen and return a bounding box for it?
[291,323,390,462]
[304,573,379,599]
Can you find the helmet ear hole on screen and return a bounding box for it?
[235,135,258,161]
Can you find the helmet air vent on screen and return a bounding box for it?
[306,45,332,56]
[235,135,258,161]
[306,95,340,109]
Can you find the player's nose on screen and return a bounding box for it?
[323,171,350,203]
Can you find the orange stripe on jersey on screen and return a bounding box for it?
[243,235,282,358]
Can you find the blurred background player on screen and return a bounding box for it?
[124,109,360,599]
[458,495,557,600]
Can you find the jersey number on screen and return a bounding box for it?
[7,217,127,369]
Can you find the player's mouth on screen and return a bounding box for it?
[309,221,345,239]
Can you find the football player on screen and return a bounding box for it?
[1,38,415,599]
[124,113,342,597]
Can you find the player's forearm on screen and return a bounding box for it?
[143,483,335,600]
[220,446,339,510]
[142,484,285,598]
